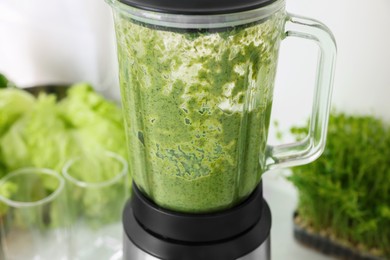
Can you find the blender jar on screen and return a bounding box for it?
[107,0,336,213]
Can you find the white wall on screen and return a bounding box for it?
[288,0,390,120]
[0,0,119,100]
[268,0,390,143]
[277,0,390,125]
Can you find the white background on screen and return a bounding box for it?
[0,1,389,259]
[270,0,390,144]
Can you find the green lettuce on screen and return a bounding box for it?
[0,73,16,89]
[58,83,127,158]
[0,84,127,174]
[0,82,129,227]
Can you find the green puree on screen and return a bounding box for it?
[114,10,285,213]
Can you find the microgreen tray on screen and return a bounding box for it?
[293,213,386,260]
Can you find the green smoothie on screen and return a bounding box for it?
[114,10,285,213]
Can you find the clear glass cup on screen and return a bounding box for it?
[0,168,70,260]
[107,0,337,213]
[62,151,128,260]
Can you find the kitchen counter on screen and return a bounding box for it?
[263,169,336,260]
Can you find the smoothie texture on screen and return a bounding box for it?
[114,9,285,213]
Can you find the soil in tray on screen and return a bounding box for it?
[293,213,386,260]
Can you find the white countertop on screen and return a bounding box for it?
[263,169,335,260]
[3,169,336,260]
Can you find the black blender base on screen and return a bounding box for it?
[124,232,270,260]
[123,183,272,260]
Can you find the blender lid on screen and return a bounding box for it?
[117,0,278,15]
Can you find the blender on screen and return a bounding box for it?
[106,0,336,259]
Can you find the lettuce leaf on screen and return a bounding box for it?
[58,83,127,158]
[0,83,128,227]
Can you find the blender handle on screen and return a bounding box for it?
[265,13,337,170]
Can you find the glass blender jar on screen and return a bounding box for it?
[106,0,336,258]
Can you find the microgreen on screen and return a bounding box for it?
[289,112,390,258]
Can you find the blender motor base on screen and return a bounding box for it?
[124,235,270,260]
[122,183,272,260]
